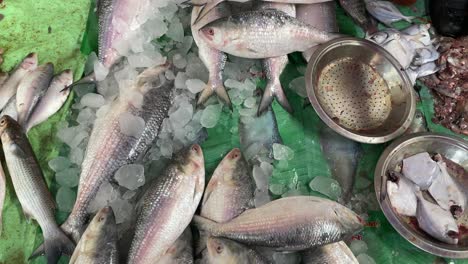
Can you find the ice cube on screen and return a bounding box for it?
[122,190,137,200]
[200,104,222,128]
[350,240,368,256]
[309,176,342,201]
[158,138,173,158]
[260,162,274,177]
[185,54,208,82]
[69,148,84,165]
[281,186,308,197]
[94,61,109,81]
[243,97,256,108]
[402,152,439,189]
[239,108,256,117]
[55,168,80,188]
[68,130,89,148]
[253,165,268,190]
[179,36,193,55]
[97,75,119,99]
[57,126,77,145]
[56,187,76,213]
[119,112,146,138]
[81,93,105,108]
[269,183,287,195]
[225,79,243,90]
[127,52,161,68]
[356,253,376,264]
[254,189,271,208]
[185,79,206,94]
[165,70,175,80]
[166,17,184,42]
[169,103,193,129]
[175,72,188,89]
[84,52,98,75]
[73,83,96,98]
[115,164,145,190]
[77,108,96,125]
[289,76,307,98]
[111,198,134,224]
[48,157,71,172]
[272,144,294,161]
[173,53,187,69]
[87,181,119,213]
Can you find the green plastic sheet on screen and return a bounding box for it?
[0,0,466,263]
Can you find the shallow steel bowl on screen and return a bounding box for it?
[375,132,468,258]
[305,37,415,144]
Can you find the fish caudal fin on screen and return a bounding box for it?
[39,227,75,264]
[258,83,292,116]
[193,0,225,25]
[192,215,217,234]
[197,82,232,110]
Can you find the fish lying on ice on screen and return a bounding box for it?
[199,9,342,59]
[193,196,363,251]
[69,207,118,264]
[301,241,358,264]
[128,145,205,264]
[0,115,75,264]
[206,237,269,264]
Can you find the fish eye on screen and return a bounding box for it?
[0,118,5,125]
[207,28,214,36]
[215,244,223,254]
[98,216,105,222]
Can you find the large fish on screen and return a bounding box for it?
[206,237,269,264]
[156,228,194,264]
[193,196,363,251]
[45,65,175,249]
[191,3,232,108]
[301,241,358,264]
[338,0,377,35]
[319,126,362,203]
[69,206,119,264]
[257,3,296,116]
[128,145,205,264]
[25,70,73,132]
[0,53,38,110]
[199,9,342,59]
[15,63,54,126]
[0,115,74,264]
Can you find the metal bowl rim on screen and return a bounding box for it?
[374,132,468,258]
[305,37,416,144]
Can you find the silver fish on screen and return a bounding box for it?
[156,228,194,264]
[199,9,342,59]
[25,70,73,132]
[206,237,269,264]
[52,65,175,246]
[301,241,358,264]
[386,171,418,217]
[191,3,232,108]
[319,126,361,203]
[338,0,378,35]
[128,145,205,264]
[69,206,119,264]
[0,115,75,264]
[297,1,339,61]
[257,3,295,115]
[1,97,18,121]
[16,63,54,126]
[193,196,363,251]
[0,53,38,110]
[364,0,414,27]
[412,47,439,66]
[416,191,459,244]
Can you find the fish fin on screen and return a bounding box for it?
[67,72,96,89]
[9,143,27,158]
[197,81,232,110]
[40,227,76,264]
[192,215,217,233]
[404,16,415,23]
[273,84,292,114]
[257,88,274,117]
[196,86,214,106]
[215,84,232,110]
[29,243,45,260]
[193,0,224,25]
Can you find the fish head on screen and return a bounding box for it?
[177,144,205,188]
[57,70,74,88]
[207,237,242,264]
[89,206,116,234]
[0,115,22,143]
[219,148,245,183]
[199,20,232,49]
[20,53,38,70]
[332,203,364,235]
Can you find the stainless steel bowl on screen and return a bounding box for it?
[375,132,468,258]
[305,37,415,144]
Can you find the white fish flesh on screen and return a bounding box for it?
[402,152,440,189]
[387,171,418,217]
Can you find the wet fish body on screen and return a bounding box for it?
[319,126,361,203]
[0,116,74,263]
[364,0,414,27]
[387,171,418,217]
[16,63,54,126]
[200,10,342,59]
[1,97,18,121]
[301,241,358,264]
[156,228,194,264]
[128,145,205,263]
[206,237,269,264]
[69,207,119,264]
[25,70,73,132]
[193,196,363,251]
[339,0,377,34]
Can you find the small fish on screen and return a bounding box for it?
[0,53,38,110]
[206,237,269,264]
[364,0,414,28]
[191,3,232,108]
[128,145,205,264]
[339,0,378,34]
[25,70,73,132]
[301,241,358,264]
[386,170,418,217]
[156,228,194,264]
[193,196,363,251]
[199,10,342,59]
[69,207,119,264]
[319,126,361,203]
[416,191,459,244]
[0,115,75,264]
[16,63,54,126]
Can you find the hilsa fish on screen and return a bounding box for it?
[199,9,342,59]
[301,241,358,263]
[128,145,205,264]
[0,115,75,264]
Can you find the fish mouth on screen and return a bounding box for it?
[227,148,241,160]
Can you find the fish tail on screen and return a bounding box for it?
[197,81,232,110]
[404,16,415,23]
[33,226,75,263]
[258,82,292,116]
[257,88,274,116]
[192,215,217,233]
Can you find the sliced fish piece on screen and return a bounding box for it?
[69,206,118,264]
[364,0,414,27]
[338,0,378,34]
[0,115,75,263]
[156,228,193,264]
[128,145,205,264]
[387,171,418,217]
[0,53,38,110]
[16,63,54,126]
[402,152,440,189]
[193,196,363,251]
[301,241,358,264]
[25,70,73,132]
[416,191,459,244]
[206,237,269,264]
[199,9,342,59]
